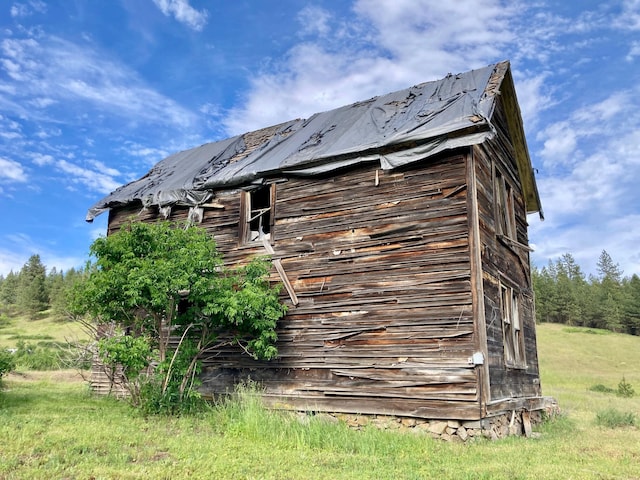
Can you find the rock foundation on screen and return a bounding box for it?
[297,406,557,441]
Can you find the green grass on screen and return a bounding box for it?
[1,323,639,479]
[0,311,88,349]
[595,408,637,428]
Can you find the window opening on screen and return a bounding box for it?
[243,185,273,243]
[494,169,516,239]
[501,283,526,368]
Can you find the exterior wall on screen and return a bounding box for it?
[108,154,481,419]
[473,98,542,404]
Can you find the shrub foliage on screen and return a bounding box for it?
[0,349,15,381]
[595,408,637,428]
[70,221,287,414]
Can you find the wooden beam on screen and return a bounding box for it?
[262,238,299,306]
[466,150,491,411]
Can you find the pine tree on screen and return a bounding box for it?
[622,274,640,335]
[47,267,66,319]
[0,271,19,307]
[17,255,49,319]
[593,250,624,331]
[597,250,623,283]
[532,264,556,323]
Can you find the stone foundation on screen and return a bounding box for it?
[297,406,558,442]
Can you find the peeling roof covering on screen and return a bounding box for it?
[87,61,541,221]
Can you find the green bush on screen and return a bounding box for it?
[0,313,12,328]
[13,341,62,370]
[588,384,616,394]
[11,339,92,371]
[72,221,287,415]
[0,349,16,380]
[595,408,637,428]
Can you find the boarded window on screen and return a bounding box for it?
[501,283,526,368]
[494,168,516,239]
[240,185,275,244]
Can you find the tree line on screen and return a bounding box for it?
[0,254,84,321]
[533,250,640,336]
[2,249,640,337]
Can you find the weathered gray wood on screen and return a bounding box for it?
[102,107,543,422]
[262,238,299,305]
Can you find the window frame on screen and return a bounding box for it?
[493,166,517,240]
[239,184,276,245]
[500,282,526,369]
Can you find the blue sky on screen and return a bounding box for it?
[1,0,639,278]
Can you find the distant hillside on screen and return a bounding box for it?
[0,312,88,350]
[536,322,640,429]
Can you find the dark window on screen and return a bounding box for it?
[501,283,526,368]
[240,185,274,244]
[494,168,516,239]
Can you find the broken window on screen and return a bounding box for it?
[240,185,274,244]
[494,168,516,240]
[501,283,526,368]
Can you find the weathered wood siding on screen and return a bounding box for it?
[107,154,482,419]
[473,97,542,403]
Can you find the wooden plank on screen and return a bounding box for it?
[467,149,491,409]
[262,238,299,305]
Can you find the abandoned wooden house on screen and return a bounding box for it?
[87,61,554,438]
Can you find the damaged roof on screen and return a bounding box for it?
[87,60,542,221]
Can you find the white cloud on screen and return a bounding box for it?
[0,157,27,182]
[0,111,24,141]
[538,90,634,167]
[152,0,208,31]
[0,248,24,275]
[34,126,61,139]
[511,71,555,130]
[0,35,196,128]
[297,6,333,37]
[530,86,640,275]
[10,1,46,18]
[89,224,106,241]
[539,120,578,167]
[88,160,120,178]
[0,242,85,277]
[55,159,121,194]
[531,212,640,278]
[626,41,640,61]
[614,0,640,30]
[28,97,56,108]
[573,92,629,123]
[30,153,54,166]
[0,131,21,140]
[223,0,522,135]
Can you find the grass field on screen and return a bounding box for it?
[0,311,87,349]
[1,322,639,479]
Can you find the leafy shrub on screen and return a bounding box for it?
[97,333,153,404]
[12,340,62,370]
[595,408,637,428]
[617,376,635,398]
[588,384,616,394]
[72,221,287,415]
[0,349,16,380]
[0,313,12,328]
